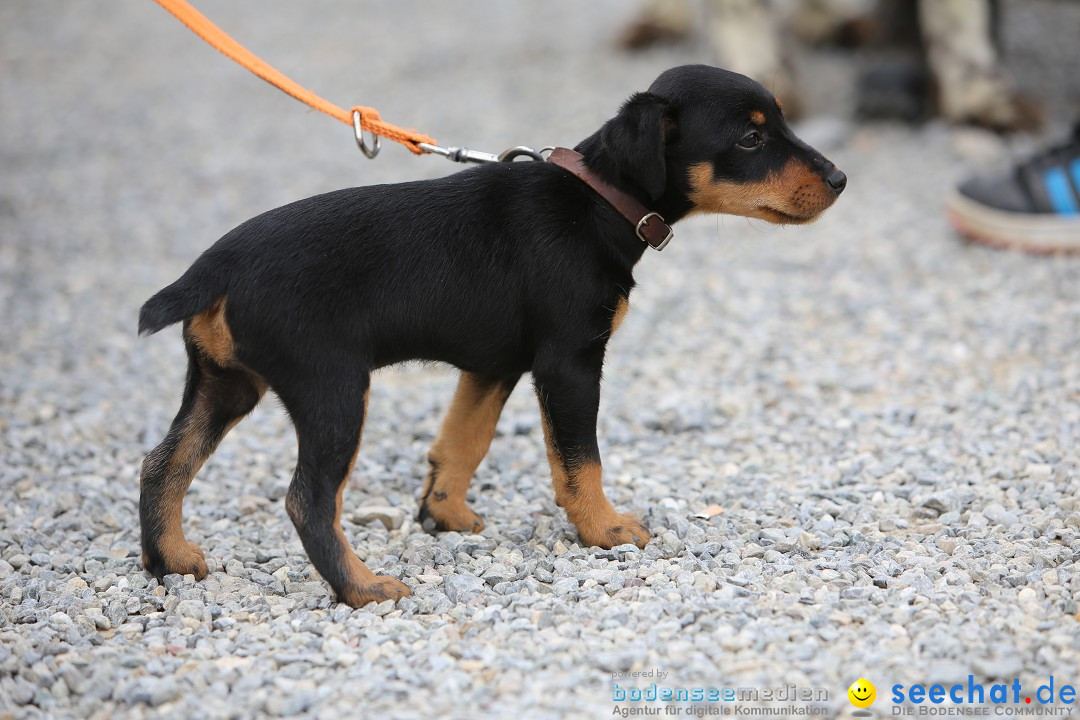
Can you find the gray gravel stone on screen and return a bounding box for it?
[443,574,485,604]
[352,506,407,530]
[972,655,1026,680]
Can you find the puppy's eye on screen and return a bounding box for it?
[737,130,763,149]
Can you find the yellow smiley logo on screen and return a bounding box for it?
[848,678,876,708]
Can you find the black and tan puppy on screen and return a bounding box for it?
[137,65,845,607]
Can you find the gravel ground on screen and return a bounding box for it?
[3,2,1080,719]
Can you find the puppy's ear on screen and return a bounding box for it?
[601,92,672,201]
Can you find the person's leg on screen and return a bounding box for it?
[617,0,695,50]
[706,0,802,117]
[919,0,1041,131]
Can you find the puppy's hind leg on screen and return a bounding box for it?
[418,372,519,534]
[281,373,410,607]
[140,343,266,580]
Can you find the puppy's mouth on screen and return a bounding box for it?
[755,206,822,225]
[758,179,840,224]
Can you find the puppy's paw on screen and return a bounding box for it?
[578,513,651,550]
[418,498,485,534]
[338,576,411,608]
[143,540,209,581]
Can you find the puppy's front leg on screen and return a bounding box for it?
[533,355,650,549]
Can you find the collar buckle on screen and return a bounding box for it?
[636,212,673,251]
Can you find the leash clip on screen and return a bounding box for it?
[417,142,550,164]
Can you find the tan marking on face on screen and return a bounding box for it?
[610,297,629,337]
[776,97,783,112]
[686,160,837,224]
[750,110,766,125]
[423,374,512,531]
[188,296,235,366]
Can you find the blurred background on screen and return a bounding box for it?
[4,0,1078,425]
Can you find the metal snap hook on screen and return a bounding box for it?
[352,110,381,159]
[415,142,550,165]
[497,146,547,162]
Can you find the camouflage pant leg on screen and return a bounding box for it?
[783,0,874,45]
[619,0,695,48]
[918,0,1038,129]
[705,0,794,104]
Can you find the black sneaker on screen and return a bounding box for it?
[946,125,1080,253]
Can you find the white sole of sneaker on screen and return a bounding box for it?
[945,189,1080,254]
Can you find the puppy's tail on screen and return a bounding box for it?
[138,253,230,336]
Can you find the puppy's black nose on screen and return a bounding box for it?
[826,168,847,194]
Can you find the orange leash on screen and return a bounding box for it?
[152,0,436,155]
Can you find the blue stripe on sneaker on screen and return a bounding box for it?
[1044,167,1079,215]
[1071,158,1080,205]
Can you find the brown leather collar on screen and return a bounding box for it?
[547,147,673,251]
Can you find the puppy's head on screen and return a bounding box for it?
[582,65,846,225]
